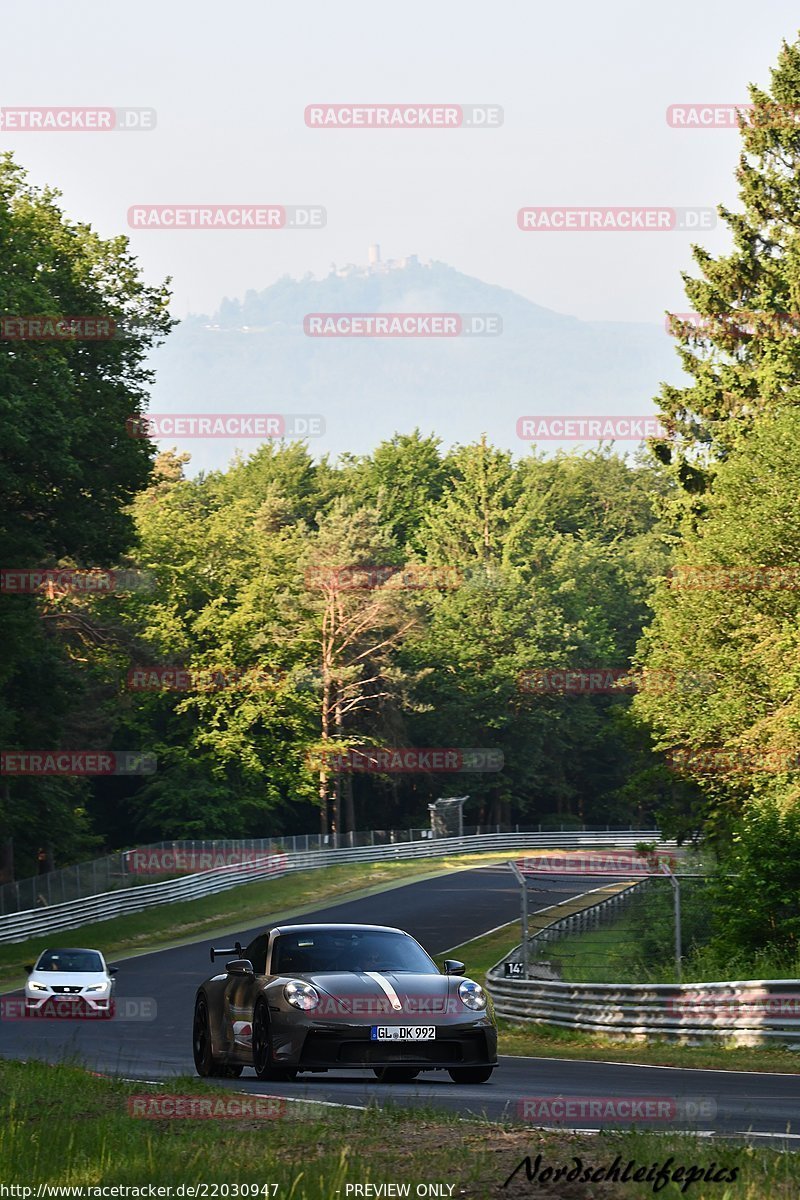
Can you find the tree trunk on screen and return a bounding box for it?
[332,775,341,844]
[0,834,12,885]
[318,673,331,836]
[332,691,344,841]
[344,774,356,837]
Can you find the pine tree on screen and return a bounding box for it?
[655,35,800,493]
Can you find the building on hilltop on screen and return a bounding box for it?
[331,248,427,279]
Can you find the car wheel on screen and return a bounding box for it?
[193,995,216,1077]
[372,1067,421,1083]
[252,999,296,1081]
[447,1067,494,1084]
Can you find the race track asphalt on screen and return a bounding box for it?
[1,865,799,1144]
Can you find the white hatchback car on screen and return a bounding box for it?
[25,947,117,1016]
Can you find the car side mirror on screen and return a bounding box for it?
[443,959,465,976]
[226,958,254,977]
[24,964,34,974]
[109,967,118,976]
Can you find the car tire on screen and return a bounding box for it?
[447,1067,494,1084]
[194,996,245,1078]
[253,999,296,1081]
[193,995,216,1077]
[372,1067,421,1083]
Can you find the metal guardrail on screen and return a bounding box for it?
[0,824,662,916]
[0,854,288,945]
[486,885,800,1046]
[0,830,665,944]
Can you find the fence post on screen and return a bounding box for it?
[509,861,528,979]
[673,875,682,982]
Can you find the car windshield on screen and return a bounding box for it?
[271,930,438,975]
[36,950,103,973]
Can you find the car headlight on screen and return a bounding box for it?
[458,979,487,1011]
[85,984,109,993]
[29,982,49,992]
[284,980,320,1011]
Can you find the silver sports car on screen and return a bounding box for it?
[192,922,497,1083]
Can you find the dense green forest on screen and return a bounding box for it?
[3,35,800,897]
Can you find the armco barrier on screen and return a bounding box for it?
[486,886,800,1046]
[0,854,288,944]
[0,824,663,916]
[0,831,666,944]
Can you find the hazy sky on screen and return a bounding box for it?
[4,1,799,324]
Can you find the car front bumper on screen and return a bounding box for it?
[271,1014,498,1070]
[25,992,114,1017]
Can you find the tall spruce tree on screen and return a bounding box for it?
[655,35,800,493]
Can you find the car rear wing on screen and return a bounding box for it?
[210,942,243,963]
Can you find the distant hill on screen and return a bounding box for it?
[146,257,681,470]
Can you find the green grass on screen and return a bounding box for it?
[497,1019,800,1074]
[2,1059,799,1198]
[435,920,522,977]
[0,851,518,990]
[539,908,670,983]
